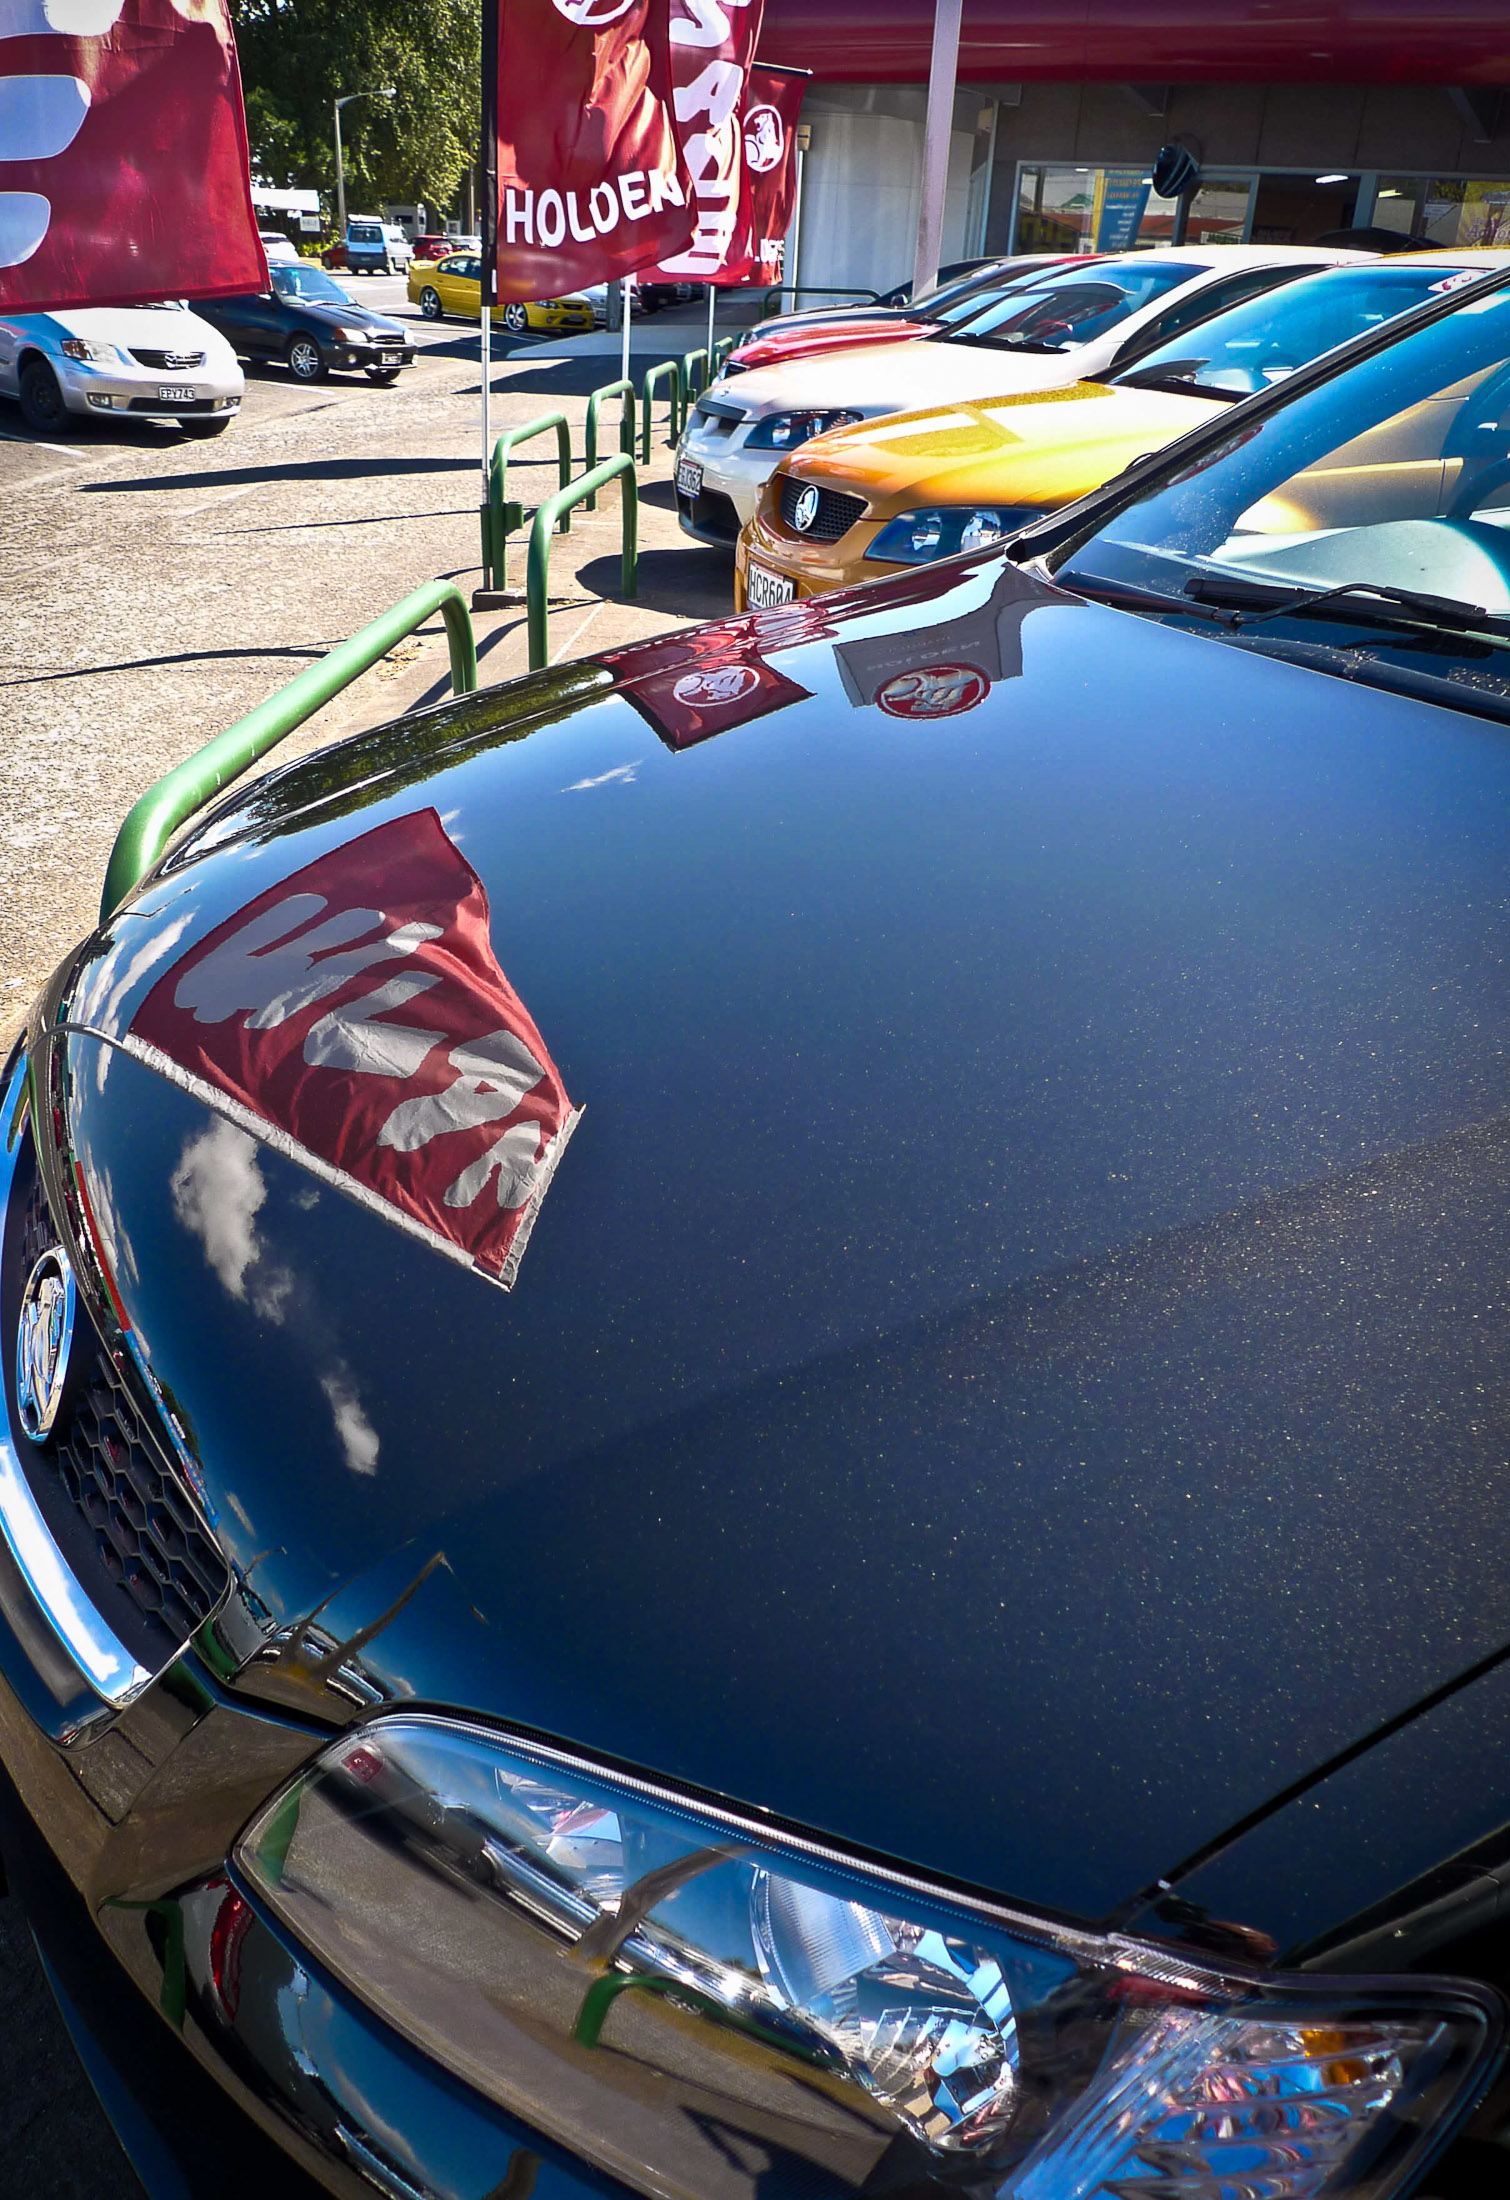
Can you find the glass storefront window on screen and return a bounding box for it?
[1374,177,1510,248]
[1185,179,1254,244]
[1014,166,1180,253]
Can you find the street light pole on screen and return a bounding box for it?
[333,87,395,239]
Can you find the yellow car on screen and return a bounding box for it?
[736,251,1510,610]
[406,254,595,334]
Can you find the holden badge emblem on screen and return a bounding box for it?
[16,1245,75,1442]
[792,484,820,533]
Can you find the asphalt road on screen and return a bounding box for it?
[0,272,739,1044]
[0,271,745,2192]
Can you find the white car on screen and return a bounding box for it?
[258,230,302,264]
[0,302,244,436]
[674,245,1367,544]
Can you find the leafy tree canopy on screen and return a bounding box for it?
[233,0,481,222]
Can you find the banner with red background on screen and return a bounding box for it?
[0,0,266,314]
[486,0,696,304]
[721,61,803,285]
[637,0,765,284]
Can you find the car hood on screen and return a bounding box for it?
[732,319,936,370]
[784,379,1219,514]
[295,299,405,332]
[717,336,1125,420]
[36,305,227,346]
[53,557,1510,1924]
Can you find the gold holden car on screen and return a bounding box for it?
[406,252,595,334]
[736,251,1510,609]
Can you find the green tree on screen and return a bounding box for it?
[233,0,481,223]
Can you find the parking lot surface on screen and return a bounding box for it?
[0,273,753,2190]
[0,275,746,1046]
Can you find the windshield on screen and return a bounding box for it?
[1053,276,1510,690]
[272,264,350,305]
[1115,263,1485,399]
[948,260,1200,352]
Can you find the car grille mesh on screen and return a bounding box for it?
[16,1168,228,1658]
[778,477,867,542]
[127,348,206,370]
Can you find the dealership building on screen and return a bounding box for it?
[753,1,1510,294]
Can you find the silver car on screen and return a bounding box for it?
[0,302,244,436]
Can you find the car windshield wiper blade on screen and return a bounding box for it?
[1183,574,1510,641]
[1114,371,1237,402]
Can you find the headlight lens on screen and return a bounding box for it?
[867,505,1039,564]
[334,324,372,343]
[59,336,109,362]
[746,408,864,450]
[236,1717,1502,2200]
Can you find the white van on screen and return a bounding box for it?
[345,220,412,275]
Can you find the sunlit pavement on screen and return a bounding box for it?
[0,276,765,1043]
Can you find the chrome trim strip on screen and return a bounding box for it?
[0,1053,151,1709]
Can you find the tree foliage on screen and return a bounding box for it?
[233,0,481,222]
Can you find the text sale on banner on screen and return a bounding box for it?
[638,0,766,284]
[0,0,266,313]
[723,61,803,284]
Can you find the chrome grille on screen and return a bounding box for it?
[12,1162,227,1660]
[128,347,206,370]
[778,477,866,542]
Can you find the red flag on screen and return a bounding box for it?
[721,62,803,286]
[125,810,580,1289]
[0,0,266,313]
[486,0,694,304]
[638,0,765,284]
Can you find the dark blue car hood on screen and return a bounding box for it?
[50,556,1510,1923]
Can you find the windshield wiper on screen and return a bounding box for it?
[1183,575,1510,642]
[1114,371,1237,403]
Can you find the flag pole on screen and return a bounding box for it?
[705,281,715,370]
[478,0,499,596]
[912,0,963,302]
[621,274,632,388]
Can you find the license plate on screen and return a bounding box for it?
[746,561,796,609]
[676,457,703,499]
[157,384,197,401]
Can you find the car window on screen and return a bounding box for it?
[1112,264,1328,365]
[1114,263,1484,398]
[1056,279,1510,630]
[272,264,351,306]
[460,257,481,281]
[350,224,381,244]
[948,261,1201,352]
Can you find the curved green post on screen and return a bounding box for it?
[101,580,478,921]
[712,336,736,375]
[488,412,574,586]
[583,379,636,509]
[526,455,637,672]
[640,359,684,464]
[680,347,709,403]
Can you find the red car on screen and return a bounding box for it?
[412,234,454,260]
[723,253,1099,375]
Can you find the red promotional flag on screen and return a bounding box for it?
[125,809,581,1289]
[722,62,803,286]
[486,0,694,305]
[0,0,266,313]
[639,0,765,284]
[603,617,813,748]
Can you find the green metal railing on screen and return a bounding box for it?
[527,456,637,672]
[483,412,574,589]
[101,580,478,920]
[640,359,684,464]
[680,347,709,403]
[712,335,736,375]
[583,379,636,509]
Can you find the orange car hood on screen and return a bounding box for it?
[782,379,1222,514]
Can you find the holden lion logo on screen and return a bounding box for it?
[743,105,785,174]
[877,664,990,719]
[791,484,820,534]
[15,1246,75,1442]
[549,0,636,23]
[672,666,760,707]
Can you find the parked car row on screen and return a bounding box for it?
[9,253,1510,2200]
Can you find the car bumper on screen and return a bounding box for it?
[53,359,242,419]
[328,341,416,370]
[673,416,778,538]
[736,508,903,604]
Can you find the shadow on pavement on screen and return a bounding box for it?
[79,456,476,494]
[0,1897,143,2198]
[575,545,734,621]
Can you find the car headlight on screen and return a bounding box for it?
[333,325,372,343]
[59,336,111,362]
[746,408,865,450]
[867,506,1040,564]
[236,1716,1502,2200]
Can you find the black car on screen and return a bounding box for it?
[12,265,1510,2200]
[197,262,415,384]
